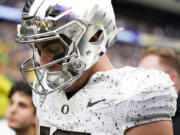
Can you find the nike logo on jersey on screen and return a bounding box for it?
[87,99,105,108]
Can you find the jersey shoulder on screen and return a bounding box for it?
[87,66,176,98]
[115,66,175,94]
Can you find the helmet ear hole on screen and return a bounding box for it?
[89,30,103,43]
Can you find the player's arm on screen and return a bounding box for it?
[125,120,173,135]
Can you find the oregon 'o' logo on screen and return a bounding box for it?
[61,105,69,114]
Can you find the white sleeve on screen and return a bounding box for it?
[125,69,177,130]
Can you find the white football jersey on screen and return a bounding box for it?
[33,66,177,135]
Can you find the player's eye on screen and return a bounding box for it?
[47,46,59,54]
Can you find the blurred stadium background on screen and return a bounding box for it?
[1,0,180,117]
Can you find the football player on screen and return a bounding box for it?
[16,0,177,135]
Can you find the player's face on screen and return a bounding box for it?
[35,39,66,72]
[6,92,36,131]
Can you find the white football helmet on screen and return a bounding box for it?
[16,0,118,96]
